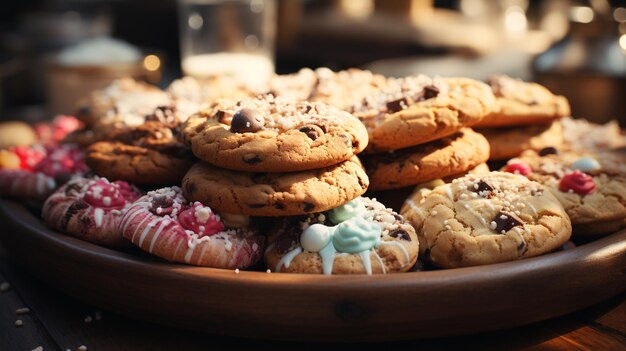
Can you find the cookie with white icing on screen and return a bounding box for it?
[264,197,419,275]
[503,149,626,236]
[400,172,571,268]
[121,186,265,269]
[43,177,142,247]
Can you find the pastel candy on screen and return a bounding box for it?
[328,198,366,224]
[332,217,381,253]
[571,157,601,172]
[300,223,333,252]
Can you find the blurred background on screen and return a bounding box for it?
[1,0,625,124]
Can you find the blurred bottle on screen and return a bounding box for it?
[533,1,626,125]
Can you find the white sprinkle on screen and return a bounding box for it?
[431,210,438,216]
[0,281,10,292]
[15,319,23,327]
[235,269,240,274]
[31,347,43,351]
[84,316,93,323]
[500,215,507,220]
[78,346,88,351]
[501,230,506,234]
[490,221,497,230]
[102,196,111,206]
[266,269,271,273]
[16,307,30,314]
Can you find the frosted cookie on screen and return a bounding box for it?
[503,149,626,236]
[0,144,88,200]
[560,117,626,152]
[363,128,490,191]
[86,121,195,185]
[350,75,495,151]
[43,177,142,247]
[265,197,418,274]
[182,156,369,216]
[269,67,388,110]
[121,186,265,269]
[181,94,368,172]
[475,75,570,127]
[400,172,571,268]
[477,120,563,160]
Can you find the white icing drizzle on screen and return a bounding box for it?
[404,199,424,218]
[444,186,454,201]
[379,241,411,268]
[149,219,170,253]
[319,243,337,275]
[93,208,104,227]
[525,202,538,216]
[372,250,386,274]
[360,250,373,275]
[139,217,161,247]
[121,207,144,233]
[275,247,303,272]
[130,215,152,242]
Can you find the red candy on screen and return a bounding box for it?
[34,145,87,177]
[503,163,532,176]
[178,203,224,236]
[11,146,46,171]
[84,179,140,209]
[559,171,596,195]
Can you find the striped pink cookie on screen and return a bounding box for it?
[0,170,56,200]
[43,177,142,247]
[121,187,265,269]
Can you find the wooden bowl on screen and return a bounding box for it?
[0,199,624,342]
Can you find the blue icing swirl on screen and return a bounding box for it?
[328,198,366,224]
[332,217,381,253]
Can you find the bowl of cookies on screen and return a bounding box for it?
[0,69,625,341]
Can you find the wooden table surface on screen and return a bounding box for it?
[0,245,624,351]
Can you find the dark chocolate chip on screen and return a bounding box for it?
[275,233,294,253]
[64,182,83,196]
[538,146,558,156]
[249,204,266,208]
[215,110,227,123]
[242,154,262,164]
[473,180,494,197]
[150,195,174,215]
[303,202,315,212]
[357,177,367,190]
[230,108,264,133]
[299,125,323,141]
[77,106,91,116]
[386,98,408,113]
[493,211,524,234]
[389,229,411,241]
[274,203,285,210]
[422,85,440,100]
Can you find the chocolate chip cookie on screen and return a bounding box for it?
[350,75,495,151]
[475,75,570,127]
[181,95,369,172]
[86,121,195,185]
[503,149,626,236]
[181,156,369,216]
[477,120,563,160]
[401,172,572,268]
[264,197,419,274]
[363,128,490,191]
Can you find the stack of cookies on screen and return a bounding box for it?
[474,75,571,161]
[178,94,419,274]
[349,75,496,195]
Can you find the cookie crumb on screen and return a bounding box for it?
[0,281,10,292]
[31,347,43,351]
[78,346,87,351]
[235,269,240,274]
[84,316,93,323]
[16,307,30,314]
[15,319,23,327]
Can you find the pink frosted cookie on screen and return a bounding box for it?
[121,187,265,269]
[43,177,142,247]
[34,115,82,145]
[0,144,89,200]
